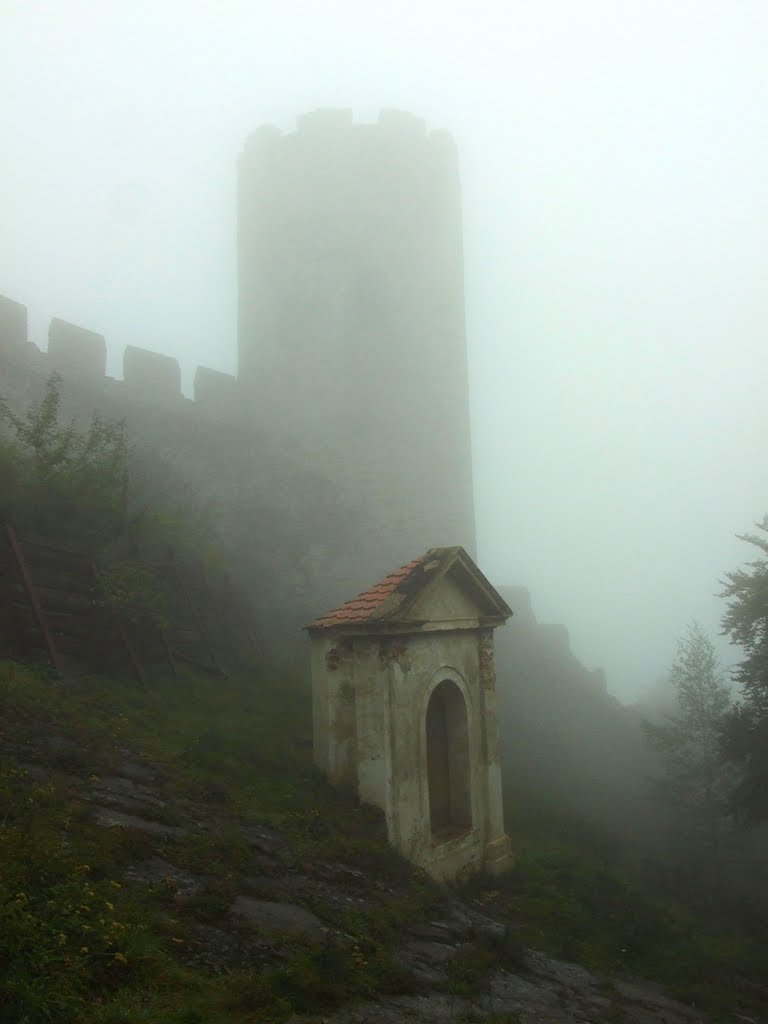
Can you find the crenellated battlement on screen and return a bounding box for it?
[0,293,239,417]
[241,108,454,163]
[48,317,107,380]
[295,106,354,136]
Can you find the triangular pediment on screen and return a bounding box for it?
[401,550,512,626]
[402,569,491,623]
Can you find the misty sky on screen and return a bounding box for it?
[2,1,767,700]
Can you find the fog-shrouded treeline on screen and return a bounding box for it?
[494,559,768,939]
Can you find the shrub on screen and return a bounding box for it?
[0,372,128,545]
[0,763,161,1023]
[95,561,170,630]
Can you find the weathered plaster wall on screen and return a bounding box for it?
[405,572,486,624]
[311,623,512,881]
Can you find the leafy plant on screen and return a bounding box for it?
[95,561,170,630]
[720,516,768,818]
[0,372,128,544]
[0,760,161,1023]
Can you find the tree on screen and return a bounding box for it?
[642,623,735,859]
[0,372,128,544]
[720,516,768,819]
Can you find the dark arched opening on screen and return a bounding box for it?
[426,679,472,841]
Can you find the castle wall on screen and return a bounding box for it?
[48,318,107,380]
[0,295,27,357]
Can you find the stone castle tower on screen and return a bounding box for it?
[237,109,476,595]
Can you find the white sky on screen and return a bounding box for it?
[2,1,767,699]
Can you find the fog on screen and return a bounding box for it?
[2,1,767,700]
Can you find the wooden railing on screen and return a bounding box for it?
[0,520,258,682]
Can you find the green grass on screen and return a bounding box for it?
[461,848,766,1023]
[0,658,439,1023]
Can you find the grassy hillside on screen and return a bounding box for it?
[0,658,765,1024]
[0,659,441,1023]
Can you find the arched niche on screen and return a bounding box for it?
[425,678,472,841]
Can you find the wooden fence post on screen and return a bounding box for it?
[4,521,64,673]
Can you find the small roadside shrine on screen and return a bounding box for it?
[306,546,514,881]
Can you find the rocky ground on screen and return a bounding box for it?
[1,722,715,1024]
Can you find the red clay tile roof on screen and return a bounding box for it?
[307,556,426,629]
[306,546,512,631]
